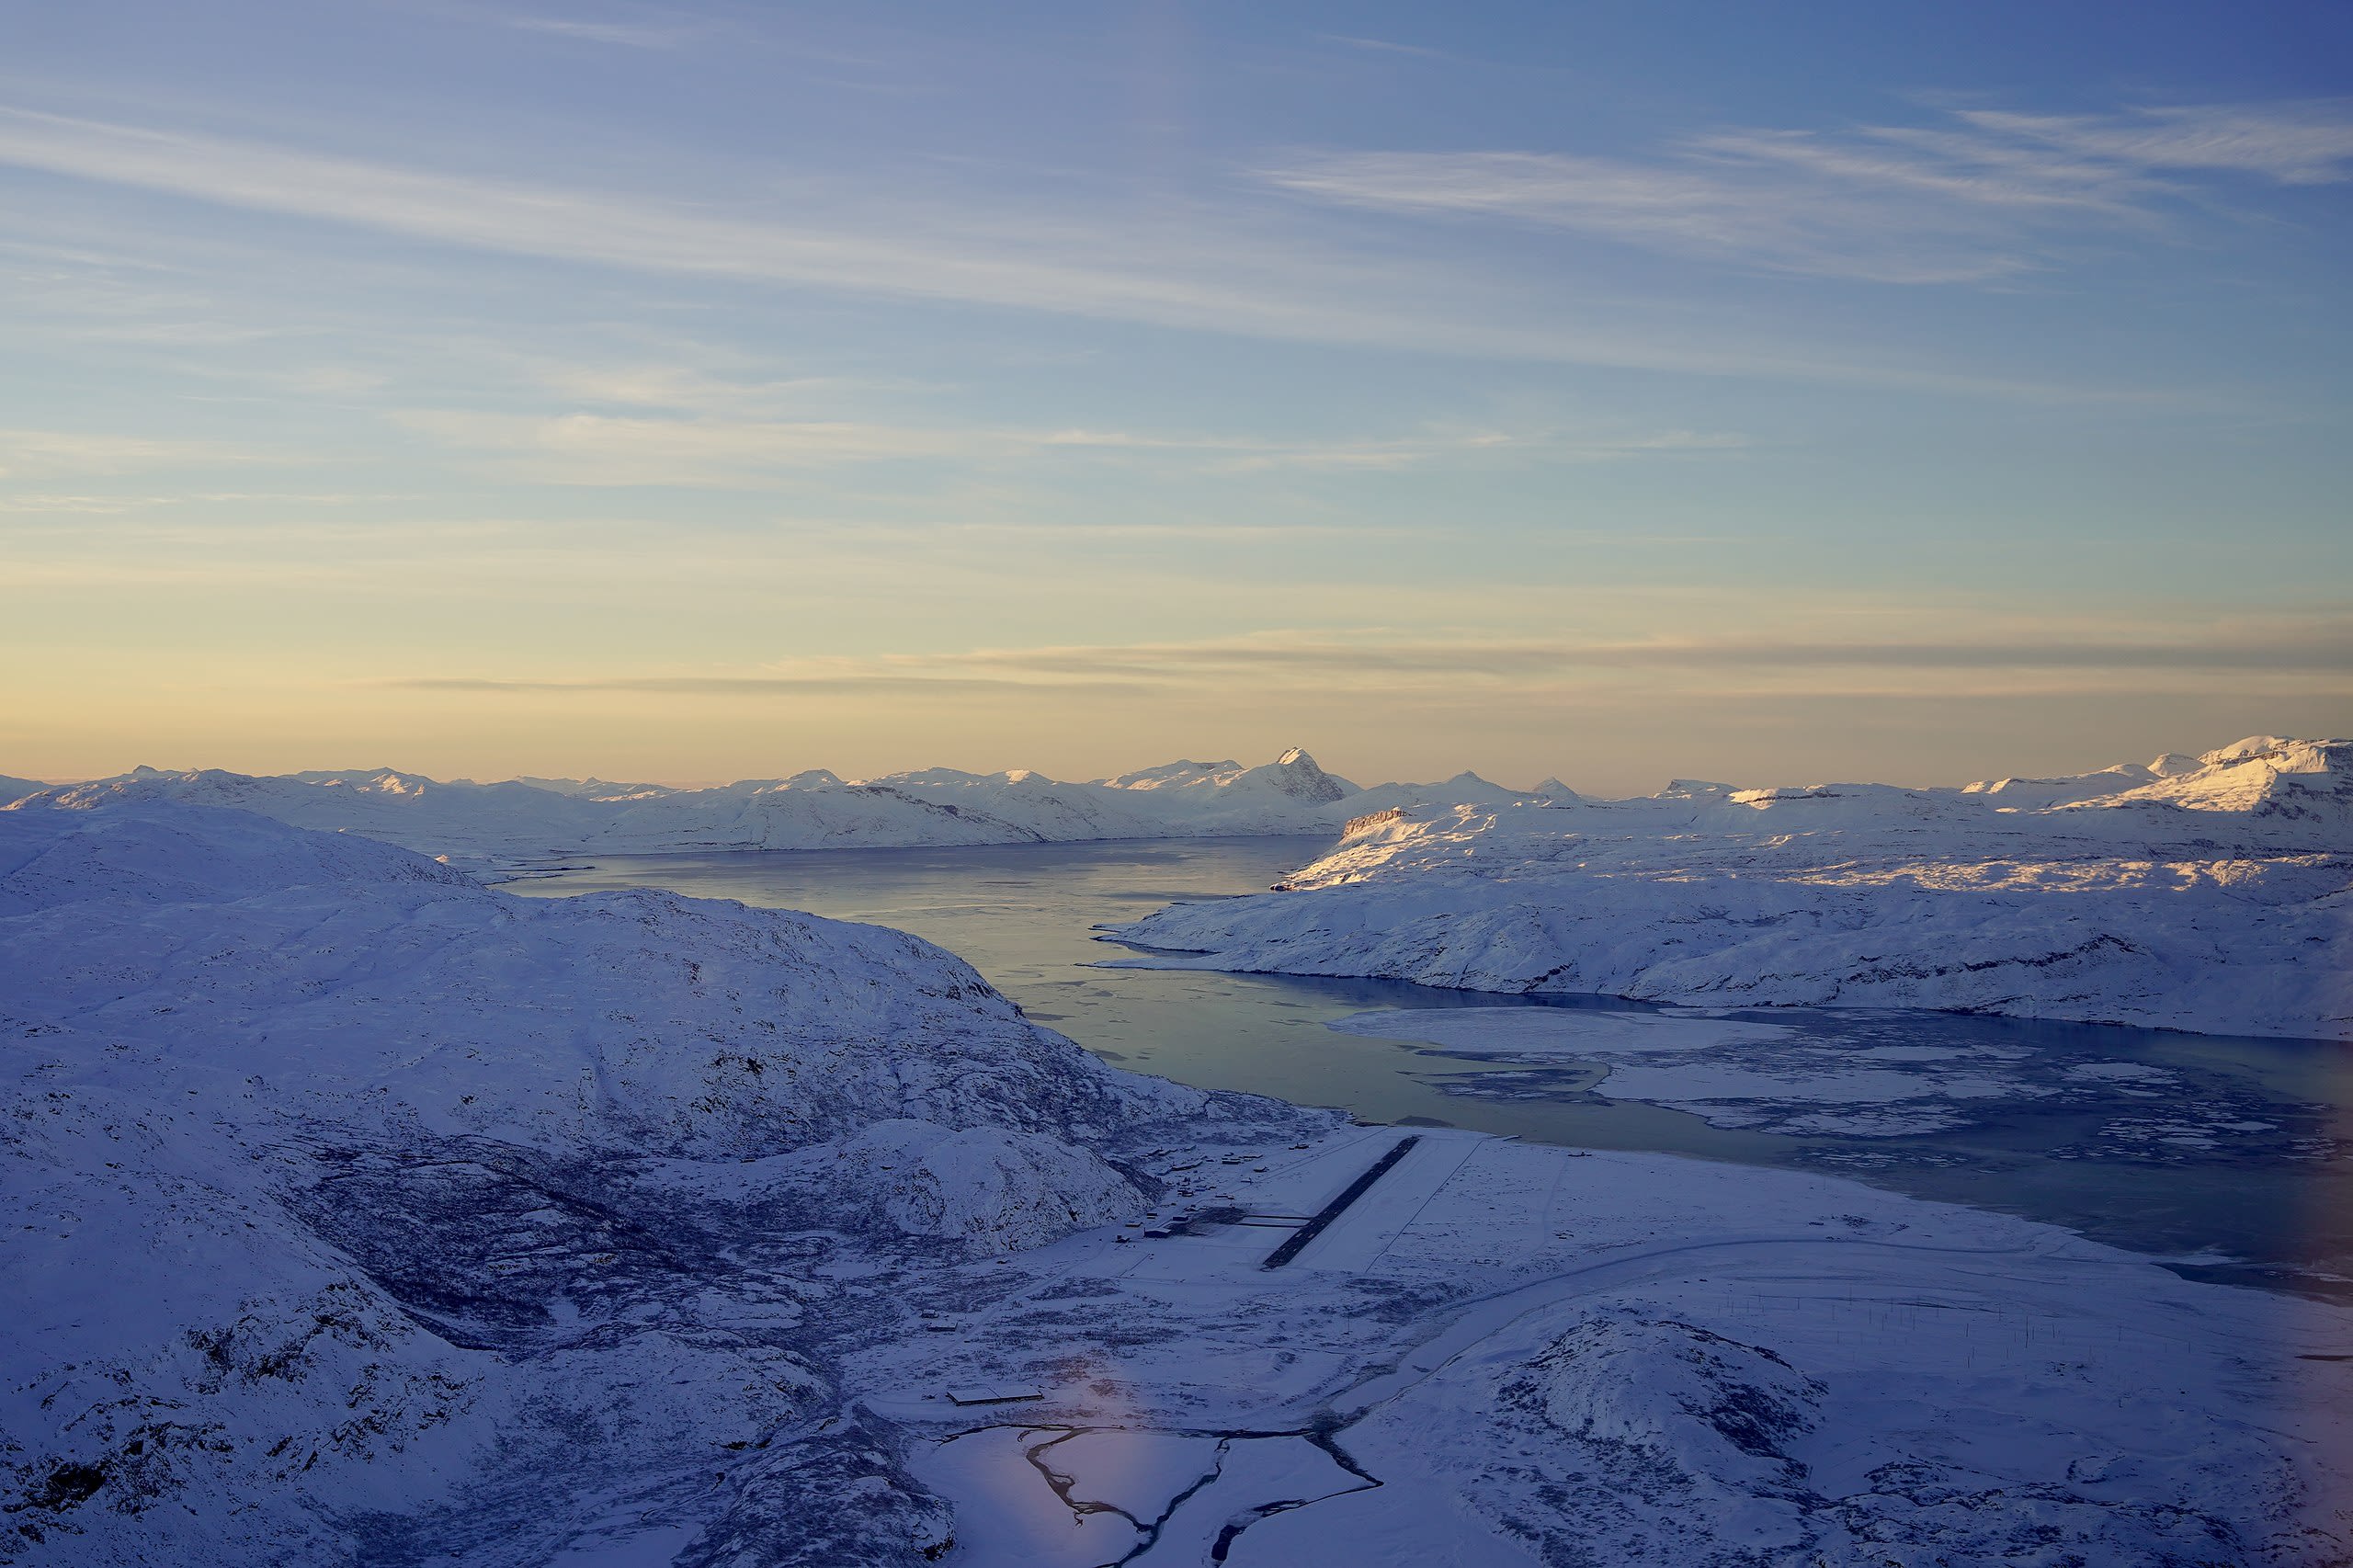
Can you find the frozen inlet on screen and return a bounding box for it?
[945,1386,1045,1406]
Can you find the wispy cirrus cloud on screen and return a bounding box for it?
[1316,34,1456,62]
[1259,100,2353,282]
[384,0,707,51]
[1959,104,2353,184]
[501,14,692,49]
[892,624,2353,679]
[394,407,1742,484]
[529,365,903,416]
[0,427,286,478]
[0,104,2183,396]
[0,488,413,515]
[385,617,2353,702]
[391,673,1144,696]
[0,103,1593,362]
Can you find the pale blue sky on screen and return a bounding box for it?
[3,2,2347,790]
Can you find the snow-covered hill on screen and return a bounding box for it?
[6,795,2348,1564]
[9,749,1539,864]
[1109,737,2353,1040]
[0,797,1306,1563]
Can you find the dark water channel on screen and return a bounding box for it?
[502,835,2353,1300]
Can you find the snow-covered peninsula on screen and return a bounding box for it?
[8,794,2349,1564]
[1110,737,2353,1041]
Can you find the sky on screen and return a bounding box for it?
[2,0,2348,794]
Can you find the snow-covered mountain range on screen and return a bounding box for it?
[5,793,2348,1563]
[16,735,2348,1040]
[1109,736,2353,1041]
[7,748,1497,863]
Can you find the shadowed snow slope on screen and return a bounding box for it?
[0,798,1307,1564]
[1109,737,2353,1040]
[8,749,1482,863]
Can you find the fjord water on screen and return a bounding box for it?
[505,837,2353,1298]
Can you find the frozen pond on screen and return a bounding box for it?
[504,836,2353,1298]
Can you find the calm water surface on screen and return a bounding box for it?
[504,836,2353,1299]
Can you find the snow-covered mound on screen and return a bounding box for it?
[0,774,47,806]
[7,749,1548,865]
[1109,737,2353,1040]
[0,797,1307,1563]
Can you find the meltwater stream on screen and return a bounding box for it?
[502,836,2353,1299]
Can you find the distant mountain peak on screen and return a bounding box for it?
[1261,747,1348,803]
[2205,735,2294,765]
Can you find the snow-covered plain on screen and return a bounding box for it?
[6,795,2351,1565]
[1110,736,2353,1041]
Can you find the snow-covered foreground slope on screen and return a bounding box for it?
[0,798,1308,1563]
[1110,736,2353,1040]
[6,796,2351,1565]
[11,747,1495,863]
